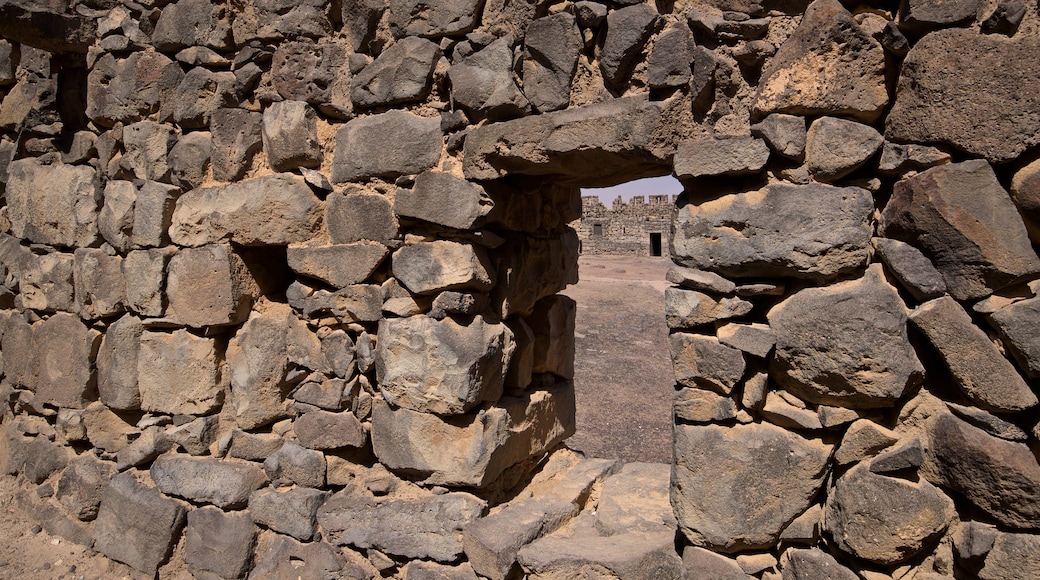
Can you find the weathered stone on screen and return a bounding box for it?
[402,561,479,580]
[332,111,441,183]
[0,0,96,53]
[122,121,176,182]
[882,160,1040,299]
[210,108,263,182]
[291,283,383,323]
[287,242,389,288]
[249,487,328,541]
[753,0,887,122]
[492,231,579,317]
[264,441,326,488]
[987,295,1040,379]
[87,52,182,127]
[666,266,736,294]
[669,333,746,394]
[352,36,441,107]
[238,0,332,42]
[952,521,997,561]
[761,392,823,430]
[674,137,770,179]
[981,0,1027,35]
[672,422,833,552]
[681,546,751,579]
[901,0,981,32]
[673,183,873,280]
[769,265,924,408]
[528,295,575,379]
[750,113,806,161]
[877,142,951,178]
[151,453,267,509]
[294,410,367,450]
[910,296,1037,412]
[372,382,574,488]
[96,315,143,410]
[780,548,858,580]
[99,181,135,253]
[0,77,56,131]
[327,189,398,243]
[262,100,322,171]
[463,495,577,580]
[600,4,660,91]
[321,487,486,562]
[887,29,1040,163]
[168,68,237,129]
[116,426,176,471]
[665,288,753,329]
[73,248,125,319]
[251,531,366,579]
[873,238,947,302]
[34,313,99,409]
[271,40,353,118]
[227,430,284,461]
[388,0,481,38]
[166,416,218,456]
[869,437,925,474]
[132,181,180,249]
[648,22,694,90]
[152,0,233,51]
[172,174,323,247]
[517,523,682,580]
[834,419,898,466]
[22,436,67,484]
[1011,157,1040,243]
[92,471,187,577]
[138,329,225,415]
[448,37,529,121]
[805,117,883,182]
[123,248,171,317]
[392,241,495,296]
[924,413,1040,530]
[56,454,113,521]
[226,304,304,430]
[0,40,12,87]
[168,131,211,191]
[81,402,135,454]
[978,530,1040,580]
[19,251,75,313]
[946,402,1029,442]
[463,95,671,187]
[395,171,494,230]
[376,314,513,415]
[825,463,954,565]
[523,13,582,112]
[717,323,774,359]
[740,371,769,411]
[6,158,99,249]
[184,506,256,580]
[596,462,676,536]
[166,244,258,327]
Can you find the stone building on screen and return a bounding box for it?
[574,193,677,257]
[1,0,1040,578]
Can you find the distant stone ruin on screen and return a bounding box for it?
[1,0,1040,578]
[574,194,676,257]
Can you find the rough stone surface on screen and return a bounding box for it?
[669,333,746,394]
[249,487,328,541]
[665,288,753,329]
[600,4,660,91]
[210,108,263,182]
[319,488,487,562]
[882,160,1040,300]
[672,422,833,552]
[287,242,389,288]
[34,312,98,409]
[672,183,873,281]
[978,531,1040,580]
[73,248,125,319]
[294,410,367,450]
[673,137,770,179]
[96,314,143,411]
[910,296,1037,412]
[151,453,267,509]
[262,100,321,171]
[462,495,577,580]
[6,158,99,249]
[805,117,883,182]
[517,520,681,579]
[171,174,323,247]
[986,294,1040,378]
[92,471,187,577]
[524,13,582,112]
[887,29,1040,163]
[780,548,858,580]
[184,506,256,580]
[226,304,303,430]
[123,249,170,317]
[924,413,1040,530]
[753,0,888,122]
[873,238,947,302]
[824,464,954,565]
[1011,157,1040,243]
[138,329,225,415]
[392,241,495,296]
[56,454,113,521]
[768,265,924,408]
[168,131,211,191]
[351,36,440,107]
[152,0,233,51]
[388,0,482,38]
[371,383,575,488]
[448,37,529,121]
[395,171,493,230]
[263,441,326,488]
[331,111,441,183]
[86,52,182,127]
[166,244,258,328]
[751,113,806,161]
[327,189,398,243]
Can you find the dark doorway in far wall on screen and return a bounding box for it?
[649,232,662,257]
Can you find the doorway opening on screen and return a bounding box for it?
[559,175,682,463]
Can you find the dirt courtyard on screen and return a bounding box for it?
[561,254,675,464]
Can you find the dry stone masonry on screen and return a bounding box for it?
[0,0,1039,578]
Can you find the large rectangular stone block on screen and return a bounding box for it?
[138,329,226,415]
[35,313,101,409]
[166,244,258,328]
[6,158,100,248]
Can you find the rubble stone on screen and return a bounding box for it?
[262,100,322,171]
[138,329,225,415]
[331,111,441,183]
[351,36,441,107]
[93,471,187,577]
[184,506,256,580]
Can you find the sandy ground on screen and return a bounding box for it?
[562,254,675,464]
[0,254,674,576]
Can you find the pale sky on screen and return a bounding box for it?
[580,175,683,202]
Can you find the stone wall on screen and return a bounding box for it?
[574,194,676,257]
[1,0,1039,578]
